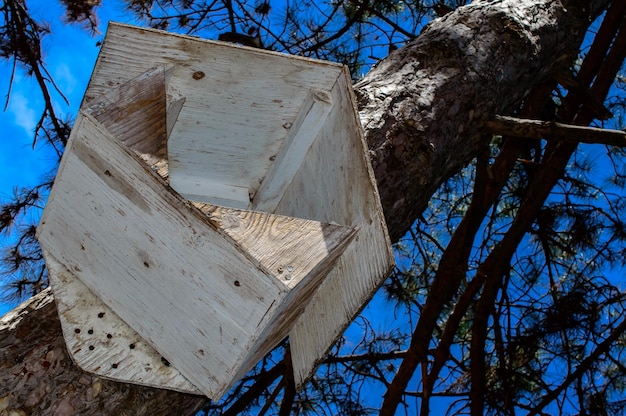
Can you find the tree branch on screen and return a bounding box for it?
[371,1,604,413]
[323,349,407,364]
[528,317,626,416]
[485,115,626,147]
[423,82,558,407]
[278,344,296,416]
[220,361,286,416]
[466,8,626,412]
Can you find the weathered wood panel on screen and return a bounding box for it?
[44,254,201,394]
[86,23,344,206]
[39,111,361,397]
[251,88,334,212]
[40,22,394,397]
[196,205,359,379]
[282,69,395,385]
[196,204,357,291]
[85,65,168,159]
[38,113,285,398]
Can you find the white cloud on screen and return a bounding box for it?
[7,92,38,135]
[53,63,78,98]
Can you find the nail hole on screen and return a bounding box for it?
[107,334,113,339]
[111,363,118,369]
[88,329,94,335]
[234,280,241,287]
[89,345,95,351]
[74,328,81,334]
[129,343,136,349]
[98,312,105,318]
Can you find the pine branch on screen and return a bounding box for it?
[485,115,626,147]
[220,361,286,415]
[528,316,626,416]
[277,344,295,416]
[323,349,407,364]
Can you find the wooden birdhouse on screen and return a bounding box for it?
[37,23,394,399]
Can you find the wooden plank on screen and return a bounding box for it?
[166,97,186,138]
[67,23,395,394]
[85,65,168,160]
[84,64,174,179]
[88,23,343,204]
[171,177,250,209]
[39,110,362,397]
[81,58,357,267]
[195,204,359,378]
[83,66,357,293]
[251,89,333,212]
[280,69,395,385]
[44,252,201,394]
[196,204,357,290]
[38,112,285,399]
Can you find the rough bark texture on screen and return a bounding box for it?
[0,0,605,414]
[0,289,206,415]
[357,0,594,241]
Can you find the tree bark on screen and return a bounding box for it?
[0,289,205,415]
[356,0,598,241]
[0,0,607,414]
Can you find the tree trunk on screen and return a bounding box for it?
[357,0,599,241]
[0,289,206,415]
[0,0,603,414]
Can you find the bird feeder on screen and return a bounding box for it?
[37,23,394,399]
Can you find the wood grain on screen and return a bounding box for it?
[39,22,394,398]
[88,23,342,208]
[251,88,334,212]
[39,110,361,397]
[85,65,168,160]
[38,113,283,398]
[282,69,395,385]
[44,253,201,393]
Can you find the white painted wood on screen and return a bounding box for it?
[39,113,361,397]
[44,252,201,394]
[166,97,185,139]
[171,176,250,209]
[41,23,394,398]
[84,65,168,160]
[251,89,333,211]
[38,113,285,398]
[195,204,357,291]
[194,204,359,378]
[278,69,395,385]
[86,23,343,205]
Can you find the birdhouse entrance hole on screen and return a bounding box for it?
[37,23,394,399]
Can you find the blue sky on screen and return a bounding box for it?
[0,1,126,195]
[0,1,133,315]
